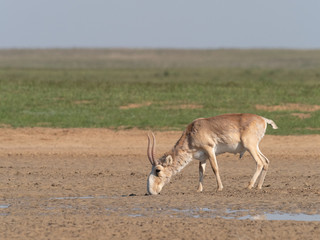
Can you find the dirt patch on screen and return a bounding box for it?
[255,103,320,112]
[119,102,203,110]
[163,104,203,110]
[119,102,152,110]
[0,128,320,239]
[291,113,312,119]
[73,100,92,105]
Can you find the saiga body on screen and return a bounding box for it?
[147,113,278,195]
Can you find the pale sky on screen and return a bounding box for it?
[1,0,320,49]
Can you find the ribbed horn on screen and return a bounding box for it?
[147,133,155,165]
[151,132,157,165]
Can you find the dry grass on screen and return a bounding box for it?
[255,103,320,112]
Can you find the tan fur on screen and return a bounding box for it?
[147,113,278,195]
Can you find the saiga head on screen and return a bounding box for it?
[146,133,173,195]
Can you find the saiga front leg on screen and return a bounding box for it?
[204,146,223,191]
[197,160,206,192]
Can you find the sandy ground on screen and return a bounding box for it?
[0,128,320,239]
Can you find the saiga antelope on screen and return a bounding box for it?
[146,113,278,195]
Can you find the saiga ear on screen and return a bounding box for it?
[163,155,173,166]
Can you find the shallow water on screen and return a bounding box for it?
[1,196,320,222]
[135,207,320,222]
[0,204,10,216]
[263,213,320,221]
[0,204,10,209]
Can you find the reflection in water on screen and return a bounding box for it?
[104,204,320,222]
[160,207,320,222]
[264,212,320,221]
[2,196,320,222]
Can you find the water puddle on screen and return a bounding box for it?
[0,204,10,209]
[0,204,10,216]
[120,207,320,222]
[263,213,320,222]
[1,195,320,222]
[102,203,320,222]
[212,208,320,221]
